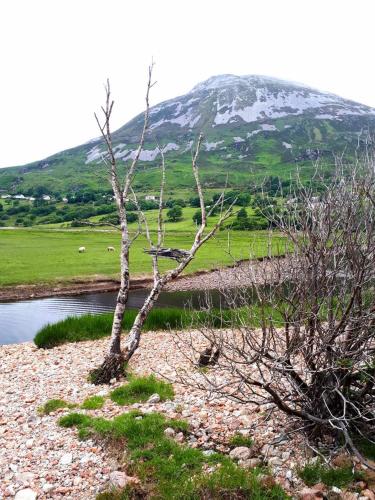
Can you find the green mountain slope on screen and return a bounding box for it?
[1,74,375,195]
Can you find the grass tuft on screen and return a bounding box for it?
[298,461,362,488]
[229,433,254,448]
[81,395,105,410]
[39,399,76,415]
[110,375,174,406]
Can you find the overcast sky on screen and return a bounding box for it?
[0,0,374,168]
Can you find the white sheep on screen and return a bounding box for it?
[107,246,115,252]
[78,246,86,253]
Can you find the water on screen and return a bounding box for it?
[0,288,223,345]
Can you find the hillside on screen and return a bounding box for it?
[1,74,375,195]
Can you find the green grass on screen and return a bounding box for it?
[59,410,288,499]
[39,399,76,415]
[0,227,285,287]
[229,433,254,448]
[110,375,174,405]
[297,461,362,488]
[33,308,207,348]
[81,395,105,410]
[33,307,252,349]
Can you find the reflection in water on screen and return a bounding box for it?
[0,288,226,345]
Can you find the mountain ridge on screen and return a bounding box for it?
[1,74,375,194]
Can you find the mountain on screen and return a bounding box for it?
[2,74,375,194]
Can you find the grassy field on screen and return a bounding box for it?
[0,224,285,286]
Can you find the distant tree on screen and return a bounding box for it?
[192,209,202,225]
[189,196,201,208]
[0,203,3,212]
[167,205,182,222]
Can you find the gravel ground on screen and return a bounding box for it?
[1,331,306,499]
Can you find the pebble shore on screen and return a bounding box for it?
[0,331,311,499]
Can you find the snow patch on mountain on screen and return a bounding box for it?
[204,140,224,151]
[85,146,103,164]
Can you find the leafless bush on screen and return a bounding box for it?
[178,158,375,462]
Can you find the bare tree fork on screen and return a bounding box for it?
[89,69,234,384]
[175,158,375,464]
[122,135,236,364]
[89,65,155,384]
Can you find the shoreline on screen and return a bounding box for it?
[0,256,286,303]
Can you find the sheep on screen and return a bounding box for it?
[107,246,115,252]
[78,246,86,253]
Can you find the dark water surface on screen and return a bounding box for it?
[0,288,224,345]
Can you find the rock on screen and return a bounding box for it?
[147,393,161,404]
[298,487,324,499]
[109,471,128,489]
[14,489,37,500]
[15,472,35,484]
[9,463,18,472]
[229,446,252,461]
[332,453,352,468]
[59,452,73,465]
[26,439,34,449]
[42,483,54,493]
[202,450,215,456]
[331,486,342,494]
[109,378,117,385]
[164,427,176,438]
[175,432,184,443]
[361,490,375,500]
[268,456,283,466]
[239,458,261,468]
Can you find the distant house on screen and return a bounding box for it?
[62,197,68,203]
[1,194,11,199]
[14,194,26,199]
[145,195,158,201]
[42,195,51,201]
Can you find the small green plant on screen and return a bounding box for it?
[81,395,105,410]
[229,433,254,448]
[39,399,76,415]
[110,375,174,406]
[298,461,362,488]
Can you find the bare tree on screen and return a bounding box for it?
[178,159,375,462]
[90,66,234,384]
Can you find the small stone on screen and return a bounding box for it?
[9,463,18,472]
[109,378,116,385]
[175,432,184,443]
[332,486,342,494]
[26,438,34,449]
[282,451,291,461]
[361,490,375,500]
[42,484,54,493]
[268,456,283,466]
[298,487,324,500]
[229,446,252,461]
[239,458,261,468]
[135,416,143,420]
[60,452,73,465]
[202,450,215,456]
[164,427,176,438]
[147,393,161,404]
[109,471,128,489]
[14,489,37,500]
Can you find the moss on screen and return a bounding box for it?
[229,433,254,448]
[298,461,362,488]
[81,395,105,410]
[39,399,76,415]
[110,375,174,406]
